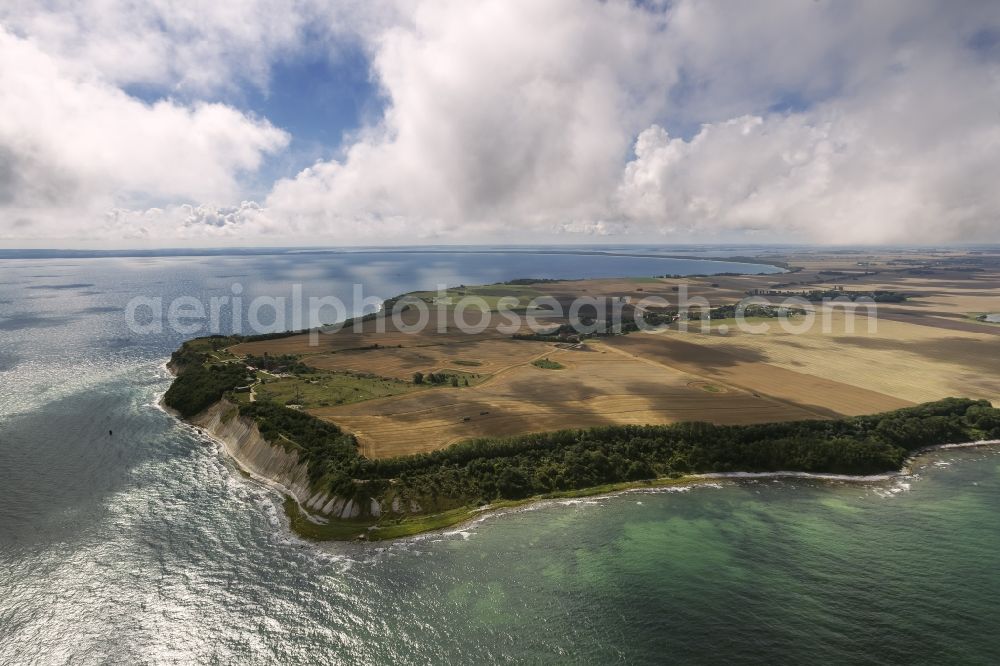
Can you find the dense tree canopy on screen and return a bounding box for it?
[240,395,999,511]
[164,339,1000,516]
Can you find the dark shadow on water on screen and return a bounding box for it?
[25,283,95,290]
[103,337,137,349]
[0,314,79,330]
[0,386,190,547]
[0,349,20,371]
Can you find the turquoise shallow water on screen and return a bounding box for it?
[1,251,998,664]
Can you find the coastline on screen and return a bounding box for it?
[158,267,999,542]
[415,438,1000,540]
[161,365,347,526]
[386,438,1000,542]
[164,387,1000,542]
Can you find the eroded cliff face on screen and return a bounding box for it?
[192,400,366,521]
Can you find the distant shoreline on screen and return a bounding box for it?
[0,246,787,272]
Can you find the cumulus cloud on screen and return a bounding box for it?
[617,105,1000,243]
[0,27,289,241]
[2,0,1000,246]
[617,5,1000,244]
[0,0,379,95]
[101,201,280,240]
[263,0,1000,245]
[265,0,674,240]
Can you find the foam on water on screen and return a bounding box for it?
[4,252,1000,664]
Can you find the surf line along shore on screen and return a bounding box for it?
[160,366,1000,541]
[159,392,344,525]
[157,274,1000,541]
[181,395,1000,540]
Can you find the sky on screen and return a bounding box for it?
[1,0,999,248]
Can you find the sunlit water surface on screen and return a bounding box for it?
[1,252,998,664]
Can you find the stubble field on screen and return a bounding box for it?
[228,249,1000,457]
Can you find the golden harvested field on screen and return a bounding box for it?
[303,338,552,381]
[653,311,1000,405]
[312,343,822,457]
[603,331,913,417]
[228,249,1000,458]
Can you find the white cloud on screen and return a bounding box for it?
[264,0,675,239]
[2,0,1000,246]
[0,0,375,95]
[616,16,1000,244]
[263,0,1000,245]
[0,27,288,241]
[101,201,279,240]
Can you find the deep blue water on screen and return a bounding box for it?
[1,251,999,664]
